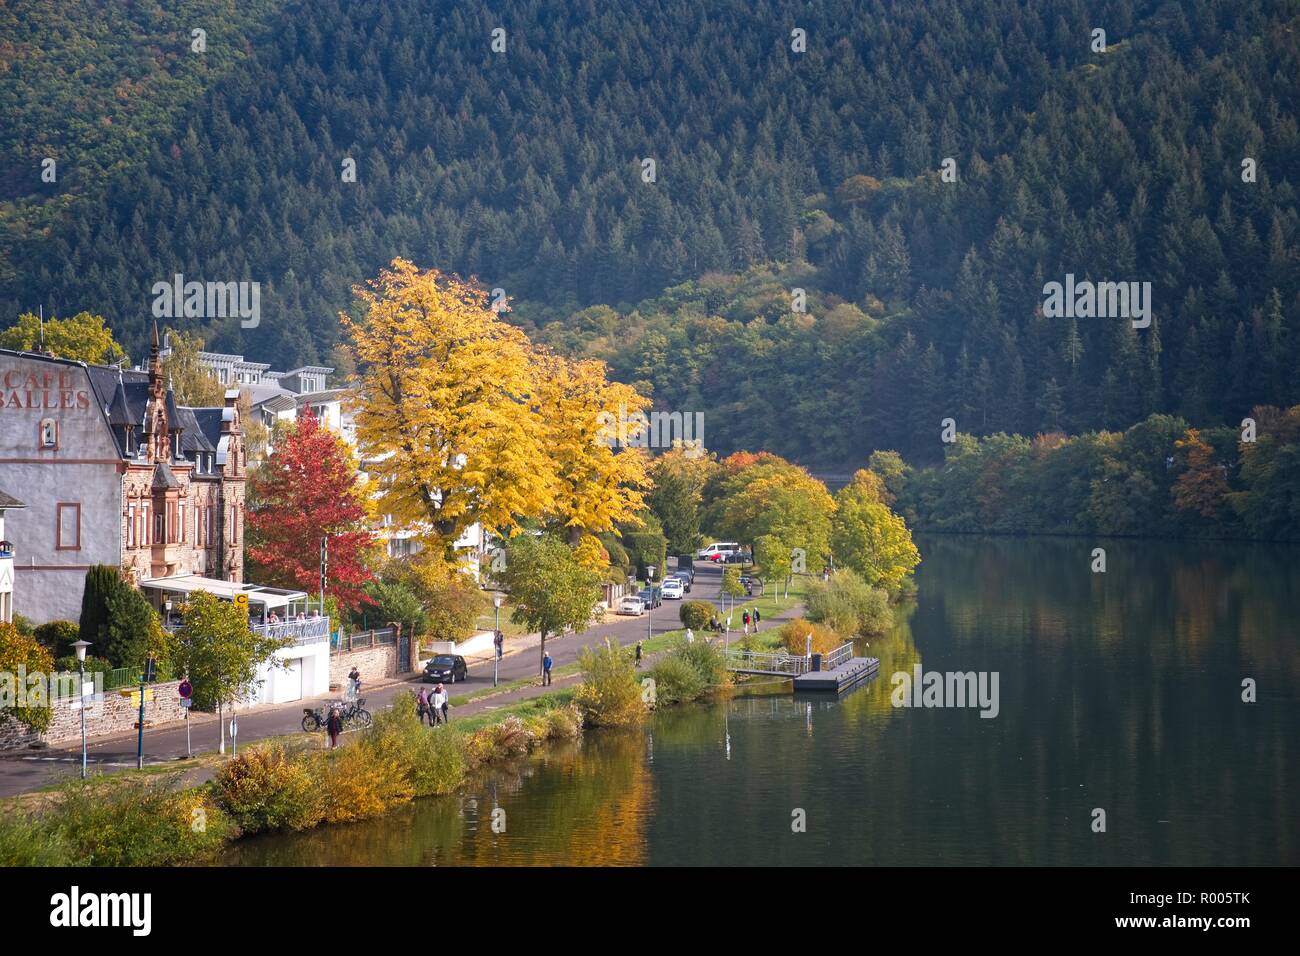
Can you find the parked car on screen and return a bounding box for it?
[423,654,468,683]
[618,596,646,616]
[638,587,663,609]
[697,542,739,560]
[724,550,752,564]
[661,579,684,599]
[670,570,692,592]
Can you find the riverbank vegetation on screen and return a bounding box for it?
[889,408,1300,541]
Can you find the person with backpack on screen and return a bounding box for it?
[494,630,505,659]
[542,650,553,686]
[752,608,761,630]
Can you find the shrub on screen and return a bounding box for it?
[0,621,56,733]
[312,741,415,824]
[55,654,114,677]
[776,617,843,656]
[573,639,645,727]
[33,620,79,658]
[50,775,233,866]
[804,569,891,636]
[0,811,69,866]
[649,655,706,705]
[466,715,537,765]
[679,599,714,630]
[215,744,323,834]
[366,695,466,797]
[674,638,729,686]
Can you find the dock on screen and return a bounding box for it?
[792,656,880,692]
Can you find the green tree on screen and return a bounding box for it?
[78,565,119,649]
[171,591,289,754]
[753,533,794,599]
[500,534,600,680]
[830,471,921,593]
[161,328,224,406]
[0,621,56,733]
[573,638,645,727]
[0,312,126,365]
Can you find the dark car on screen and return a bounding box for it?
[671,570,692,592]
[638,587,663,609]
[423,654,468,683]
[725,551,752,564]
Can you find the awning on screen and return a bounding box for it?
[140,574,307,610]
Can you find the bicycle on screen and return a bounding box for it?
[301,698,372,733]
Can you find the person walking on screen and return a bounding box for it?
[494,629,504,659]
[436,683,450,724]
[742,609,751,634]
[542,650,553,686]
[347,666,361,699]
[752,608,761,631]
[417,686,430,726]
[428,685,443,725]
[326,705,343,749]
[635,641,643,667]
[685,628,694,644]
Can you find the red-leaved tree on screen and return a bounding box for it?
[247,409,377,612]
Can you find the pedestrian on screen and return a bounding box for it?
[743,609,751,634]
[417,686,430,725]
[436,682,449,724]
[685,628,694,644]
[635,640,643,667]
[326,704,343,749]
[542,650,553,686]
[494,629,504,659]
[347,666,361,698]
[753,608,761,630]
[428,685,443,725]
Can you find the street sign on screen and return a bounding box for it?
[178,679,193,700]
[180,698,192,709]
[234,593,249,610]
[230,718,238,738]
[119,689,154,704]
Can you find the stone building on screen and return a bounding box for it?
[0,326,246,622]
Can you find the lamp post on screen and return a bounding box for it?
[645,565,656,643]
[72,639,91,779]
[493,593,503,687]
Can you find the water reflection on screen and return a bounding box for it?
[227,536,1299,866]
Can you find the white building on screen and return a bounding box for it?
[0,490,24,623]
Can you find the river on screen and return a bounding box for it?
[225,535,1299,866]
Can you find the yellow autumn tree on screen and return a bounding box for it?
[343,259,556,558]
[830,470,921,593]
[534,350,652,546]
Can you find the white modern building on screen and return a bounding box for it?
[0,490,23,623]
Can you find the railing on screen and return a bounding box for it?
[49,665,170,699]
[253,617,331,645]
[332,627,396,654]
[823,642,855,670]
[725,641,855,676]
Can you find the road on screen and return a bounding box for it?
[0,561,753,798]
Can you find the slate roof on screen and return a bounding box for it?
[0,489,25,509]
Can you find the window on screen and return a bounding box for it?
[39,418,58,449]
[141,502,150,546]
[127,504,136,548]
[56,503,81,551]
[178,502,186,543]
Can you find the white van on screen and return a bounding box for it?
[697,542,739,561]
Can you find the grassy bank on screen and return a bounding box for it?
[0,638,730,866]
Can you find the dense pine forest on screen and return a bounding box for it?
[2,0,1298,467]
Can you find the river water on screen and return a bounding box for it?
[226,535,1299,866]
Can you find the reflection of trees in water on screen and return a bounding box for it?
[224,734,652,866]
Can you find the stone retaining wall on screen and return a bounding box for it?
[0,678,185,751]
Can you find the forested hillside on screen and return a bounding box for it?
[2,0,1298,463]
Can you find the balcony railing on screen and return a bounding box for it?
[253,617,331,645]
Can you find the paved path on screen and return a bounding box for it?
[0,563,796,798]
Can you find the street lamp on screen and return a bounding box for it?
[493,593,504,687]
[72,639,91,779]
[645,565,656,643]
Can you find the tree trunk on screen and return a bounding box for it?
[539,630,548,682]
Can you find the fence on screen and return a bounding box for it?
[724,641,855,676]
[331,627,397,654]
[253,617,331,645]
[49,664,171,699]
